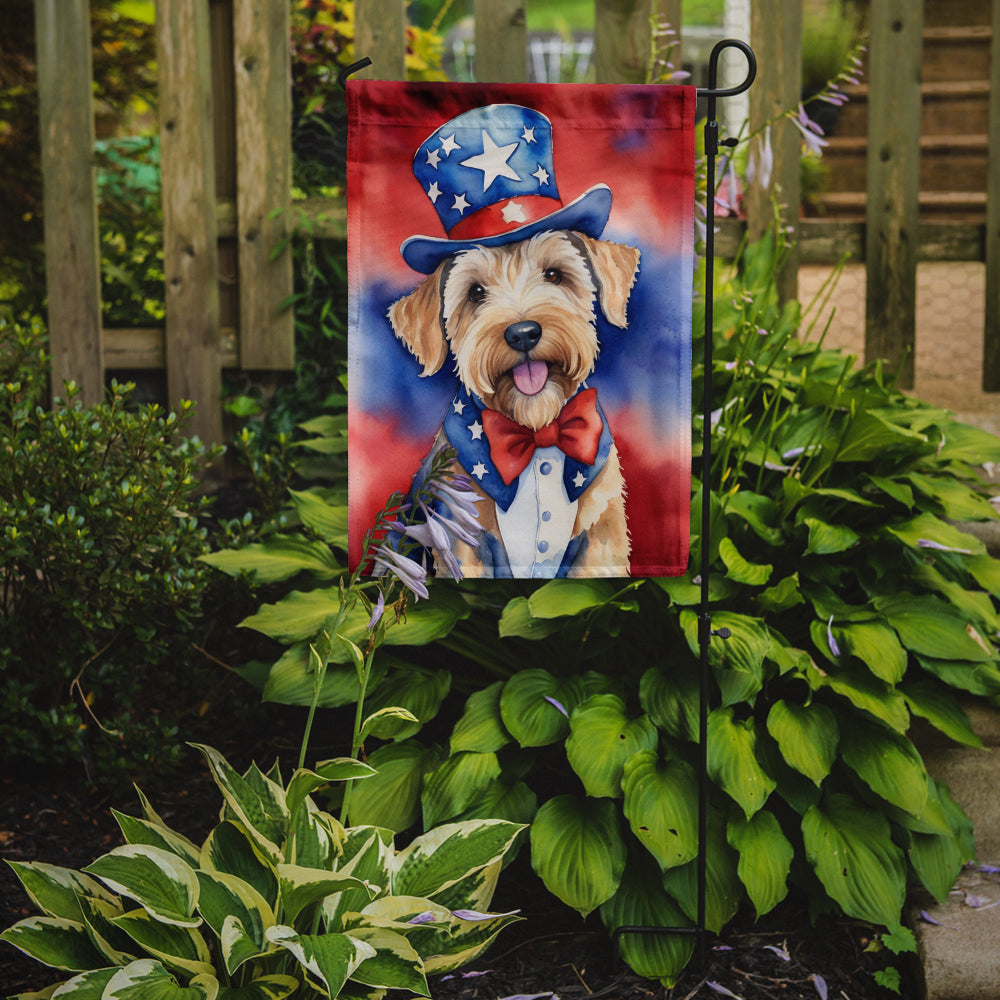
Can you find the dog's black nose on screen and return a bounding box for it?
[504,321,542,353]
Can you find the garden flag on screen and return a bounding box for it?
[347,81,695,578]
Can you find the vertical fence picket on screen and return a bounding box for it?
[983,0,1000,390]
[864,0,923,390]
[233,0,294,370]
[474,0,527,82]
[157,0,222,445]
[746,0,801,304]
[34,0,103,405]
[354,0,407,80]
[594,0,654,83]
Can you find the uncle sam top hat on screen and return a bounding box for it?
[400,104,612,274]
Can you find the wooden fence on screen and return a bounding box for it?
[33,0,1000,445]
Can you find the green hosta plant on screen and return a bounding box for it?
[1,743,523,999]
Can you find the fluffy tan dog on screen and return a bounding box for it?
[389,229,640,578]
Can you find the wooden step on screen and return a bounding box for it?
[813,190,987,222]
[921,0,992,28]
[922,25,993,83]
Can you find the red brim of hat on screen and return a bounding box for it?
[400,184,613,274]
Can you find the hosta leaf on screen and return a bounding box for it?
[450,682,511,754]
[660,810,741,933]
[874,593,995,662]
[346,926,428,994]
[802,517,859,556]
[260,643,388,709]
[200,535,341,584]
[718,537,773,585]
[802,793,906,926]
[215,975,299,999]
[362,667,451,740]
[724,490,784,545]
[639,664,699,743]
[765,700,838,786]
[288,488,348,545]
[906,472,998,521]
[4,862,118,922]
[0,916,107,971]
[755,573,804,614]
[285,759,375,823]
[347,740,442,832]
[916,654,1000,697]
[530,795,626,917]
[909,829,965,905]
[832,621,907,684]
[45,966,118,997]
[276,865,374,925]
[621,751,699,870]
[809,661,909,732]
[707,707,776,818]
[527,578,619,617]
[423,906,522,974]
[680,610,770,706]
[76,894,136,966]
[111,908,214,978]
[901,680,982,748]
[195,871,273,973]
[838,719,928,816]
[200,822,278,910]
[83,846,200,928]
[499,670,584,747]
[599,853,694,987]
[566,695,658,798]
[453,779,538,827]
[421,751,502,828]
[360,706,421,742]
[265,926,375,997]
[322,829,393,930]
[393,820,524,900]
[885,512,985,557]
[834,410,927,463]
[498,596,564,639]
[727,811,793,917]
[103,959,218,1000]
[966,553,1000,597]
[112,812,201,868]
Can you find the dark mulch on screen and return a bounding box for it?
[1,748,915,1000]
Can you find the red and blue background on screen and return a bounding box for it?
[347,81,695,577]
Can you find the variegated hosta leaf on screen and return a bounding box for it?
[4,861,118,922]
[802,793,906,926]
[200,822,278,910]
[499,669,584,747]
[214,974,299,1000]
[391,820,524,901]
[450,681,511,754]
[706,707,776,819]
[44,966,118,997]
[102,958,218,999]
[421,906,523,975]
[661,810,742,934]
[599,853,694,987]
[265,926,376,998]
[77,894,136,966]
[285,760,375,824]
[765,700,838,786]
[191,745,288,863]
[421,751,502,829]
[621,751,699,871]
[276,864,376,925]
[110,908,214,979]
[83,845,200,928]
[322,829,393,931]
[288,801,343,870]
[565,695,658,799]
[112,811,201,868]
[344,926,429,995]
[529,795,626,917]
[838,718,929,817]
[362,667,451,741]
[727,810,793,917]
[195,871,274,974]
[0,916,107,971]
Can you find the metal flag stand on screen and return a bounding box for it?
[340,37,757,974]
[611,37,756,972]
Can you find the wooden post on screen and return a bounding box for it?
[864,0,923,389]
[233,0,294,369]
[157,0,223,444]
[474,0,527,82]
[354,0,406,81]
[983,0,1000,390]
[746,0,801,304]
[34,0,104,405]
[594,0,655,84]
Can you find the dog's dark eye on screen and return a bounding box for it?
[468,283,486,303]
[543,268,563,285]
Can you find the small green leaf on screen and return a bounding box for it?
[499,670,583,747]
[707,708,776,819]
[765,700,838,786]
[727,811,793,917]
[839,718,929,817]
[421,751,502,828]
[803,517,859,555]
[450,682,511,754]
[875,593,995,662]
[527,578,619,618]
[718,537,773,585]
[200,536,342,584]
[346,740,441,832]
[639,664,699,743]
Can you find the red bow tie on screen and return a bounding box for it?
[482,388,603,485]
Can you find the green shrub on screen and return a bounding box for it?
[212,232,1000,985]
[0,317,220,784]
[1,743,524,998]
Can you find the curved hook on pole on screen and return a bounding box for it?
[337,57,373,89]
[697,38,757,99]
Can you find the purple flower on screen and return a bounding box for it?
[917,538,973,554]
[827,615,841,658]
[747,125,774,190]
[367,591,385,631]
[407,911,438,925]
[373,544,429,600]
[451,908,520,921]
[544,695,569,718]
[791,104,829,156]
[763,944,790,961]
[706,983,742,999]
[812,974,828,1000]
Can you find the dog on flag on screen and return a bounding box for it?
[388,104,640,578]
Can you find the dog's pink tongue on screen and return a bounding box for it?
[512,360,548,396]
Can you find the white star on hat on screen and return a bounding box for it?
[461,131,521,191]
[522,125,536,143]
[501,201,527,224]
[426,147,441,169]
[471,461,489,480]
[469,420,483,440]
[451,193,470,215]
[439,133,461,156]
[532,165,550,186]
[427,181,442,204]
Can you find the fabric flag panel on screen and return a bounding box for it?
[347,81,695,579]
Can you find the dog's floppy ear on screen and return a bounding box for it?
[388,259,453,376]
[572,233,641,328]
